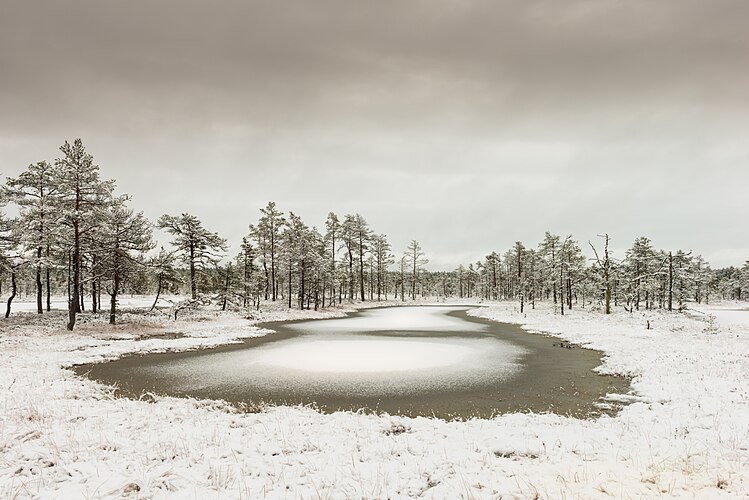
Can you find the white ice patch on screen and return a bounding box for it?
[690,303,749,327]
[249,338,475,373]
[286,306,485,333]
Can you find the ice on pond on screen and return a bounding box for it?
[134,306,528,399]
[285,306,486,333]
[80,305,627,417]
[250,338,475,373]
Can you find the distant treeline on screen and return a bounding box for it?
[2,139,748,328]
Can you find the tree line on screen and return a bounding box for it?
[443,233,749,314]
[0,139,432,328]
[1,139,748,328]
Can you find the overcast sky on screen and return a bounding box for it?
[1,0,747,269]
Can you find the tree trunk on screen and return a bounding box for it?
[109,273,119,325]
[288,263,292,309]
[411,254,416,300]
[92,254,98,313]
[36,246,43,314]
[46,244,51,312]
[67,196,81,331]
[243,257,249,308]
[271,233,277,301]
[151,274,163,311]
[400,266,405,302]
[298,257,305,310]
[189,241,197,299]
[5,269,17,318]
[560,260,565,316]
[222,264,230,311]
[263,257,269,300]
[348,246,354,301]
[668,251,674,312]
[330,235,335,306]
[604,235,611,314]
[110,249,120,325]
[358,233,365,301]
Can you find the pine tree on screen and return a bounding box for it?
[148,247,180,311]
[235,236,256,309]
[352,214,371,301]
[739,262,749,300]
[157,213,227,299]
[589,234,613,314]
[623,237,657,310]
[324,212,340,305]
[0,207,23,318]
[341,215,357,301]
[405,240,428,300]
[256,202,285,301]
[101,196,153,324]
[3,161,60,313]
[55,139,115,330]
[538,232,561,304]
[485,251,501,300]
[371,234,394,301]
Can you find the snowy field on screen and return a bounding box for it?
[7,295,177,313]
[1,298,748,498]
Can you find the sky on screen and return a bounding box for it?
[1,0,747,269]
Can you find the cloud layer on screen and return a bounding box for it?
[2,0,747,267]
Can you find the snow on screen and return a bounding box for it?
[108,306,527,401]
[249,306,520,374]
[285,305,484,333]
[1,297,748,498]
[250,338,475,372]
[7,294,177,312]
[690,301,749,328]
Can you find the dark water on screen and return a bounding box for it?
[74,306,631,419]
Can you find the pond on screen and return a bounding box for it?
[75,306,631,419]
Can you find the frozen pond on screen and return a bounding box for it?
[76,306,630,419]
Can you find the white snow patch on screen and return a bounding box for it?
[690,301,749,329]
[250,338,474,373]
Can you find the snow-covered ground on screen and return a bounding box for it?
[690,302,749,329]
[1,298,747,498]
[7,294,179,313]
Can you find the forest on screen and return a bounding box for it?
[1,139,748,329]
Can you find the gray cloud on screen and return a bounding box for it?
[1,0,748,268]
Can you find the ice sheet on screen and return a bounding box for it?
[250,338,474,372]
